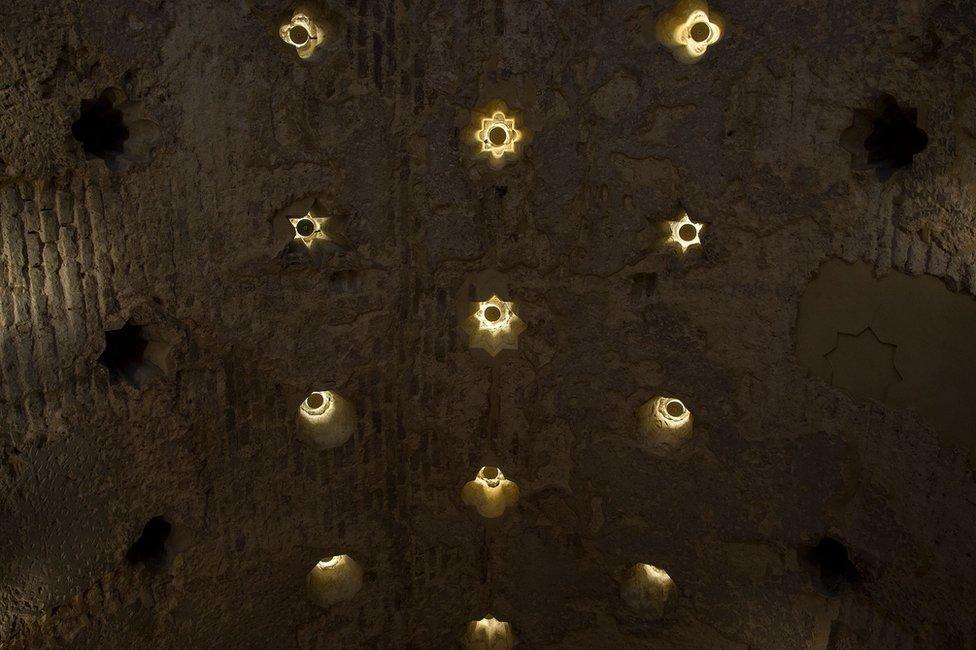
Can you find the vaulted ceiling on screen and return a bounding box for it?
[1,0,975,647]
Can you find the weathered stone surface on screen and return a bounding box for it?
[1,0,975,647]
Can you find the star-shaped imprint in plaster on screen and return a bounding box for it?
[825,327,902,401]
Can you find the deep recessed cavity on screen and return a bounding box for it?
[621,563,677,618]
[465,615,516,649]
[301,391,333,417]
[488,125,509,146]
[289,25,310,45]
[72,90,129,165]
[297,390,355,449]
[668,212,703,253]
[801,537,860,597]
[472,107,523,164]
[280,13,324,59]
[98,321,161,388]
[71,88,158,172]
[657,2,724,63]
[126,516,171,572]
[665,399,686,417]
[657,396,691,424]
[305,391,326,410]
[306,555,363,608]
[864,98,928,179]
[842,94,928,182]
[690,21,711,42]
[290,213,328,248]
[463,467,520,518]
[483,306,502,322]
[639,396,694,449]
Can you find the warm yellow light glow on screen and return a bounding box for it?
[297,390,357,450]
[478,111,522,159]
[621,563,677,617]
[306,554,363,608]
[467,102,527,168]
[301,391,332,417]
[462,294,526,357]
[656,0,724,63]
[657,397,691,428]
[461,466,520,519]
[289,212,329,248]
[279,13,325,59]
[316,556,340,569]
[638,395,694,448]
[667,212,703,253]
[464,614,516,649]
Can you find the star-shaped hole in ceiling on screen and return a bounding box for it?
[667,212,704,254]
[824,327,902,401]
[279,12,326,60]
[657,1,725,64]
[289,213,329,248]
[461,294,526,357]
[477,111,522,159]
[841,94,928,182]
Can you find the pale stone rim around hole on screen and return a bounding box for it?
[306,392,326,410]
[666,399,685,417]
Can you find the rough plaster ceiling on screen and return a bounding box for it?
[0,0,975,647]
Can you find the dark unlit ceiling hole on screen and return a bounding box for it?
[841,94,928,182]
[126,516,172,571]
[800,537,860,597]
[98,321,160,388]
[72,89,129,166]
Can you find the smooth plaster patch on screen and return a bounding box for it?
[796,259,976,457]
